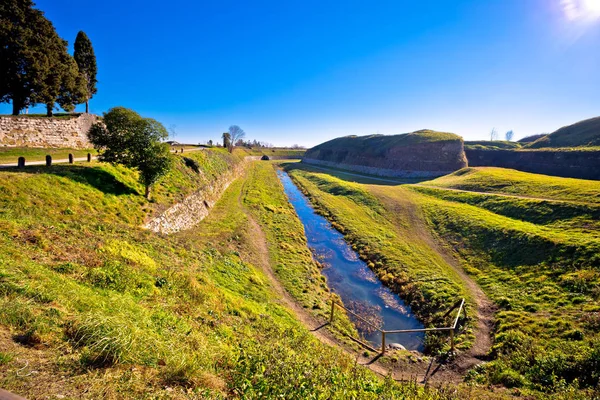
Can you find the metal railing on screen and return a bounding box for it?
[329,298,466,355]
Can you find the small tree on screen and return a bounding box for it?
[490,128,498,141]
[505,130,514,141]
[74,31,97,113]
[227,125,245,153]
[88,107,172,199]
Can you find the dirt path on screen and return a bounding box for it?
[367,185,495,373]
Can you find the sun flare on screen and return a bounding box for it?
[562,0,600,21]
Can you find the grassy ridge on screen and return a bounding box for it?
[0,153,461,398]
[413,170,600,394]
[286,164,474,352]
[527,116,600,148]
[423,167,600,204]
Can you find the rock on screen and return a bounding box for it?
[388,342,406,351]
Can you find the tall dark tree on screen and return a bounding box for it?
[222,132,231,149]
[0,0,57,115]
[88,107,172,199]
[74,31,97,113]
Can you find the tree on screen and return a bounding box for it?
[56,55,88,113]
[0,1,58,115]
[222,132,231,149]
[227,125,245,153]
[74,31,97,113]
[490,128,498,141]
[505,130,514,142]
[88,107,172,199]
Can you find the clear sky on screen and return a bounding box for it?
[3,0,600,146]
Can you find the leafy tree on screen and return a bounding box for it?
[88,107,172,199]
[222,132,231,149]
[505,130,514,142]
[227,125,246,153]
[74,31,97,113]
[0,1,56,115]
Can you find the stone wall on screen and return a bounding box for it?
[302,133,468,178]
[144,161,247,234]
[0,114,96,148]
[465,149,600,180]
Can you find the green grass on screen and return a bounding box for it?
[464,141,522,150]
[285,163,474,352]
[286,163,600,398]
[0,147,98,164]
[305,130,463,159]
[414,187,600,393]
[0,152,465,399]
[242,147,306,157]
[526,116,600,148]
[422,167,600,204]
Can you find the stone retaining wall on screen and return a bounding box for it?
[465,149,600,180]
[0,114,96,148]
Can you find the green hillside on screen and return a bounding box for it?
[286,162,600,398]
[306,130,462,156]
[527,116,600,148]
[0,150,462,399]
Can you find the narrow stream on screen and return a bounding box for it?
[277,170,424,351]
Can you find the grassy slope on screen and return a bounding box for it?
[0,152,457,399]
[527,116,600,148]
[0,147,98,164]
[423,167,600,204]
[306,130,462,157]
[286,164,474,352]
[464,141,522,150]
[286,163,599,398]
[413,170,600,394]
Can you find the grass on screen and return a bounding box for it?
[464,141,522,150]
[422,167,600,204]
[285,163,474,352]
[526,116,600,148]
[0,147,98,164]
[285,162,600,398]
[305,130,462,159]
[0,150,467,399]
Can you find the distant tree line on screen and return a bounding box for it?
[0,0,97,116]
[489,128,515,142]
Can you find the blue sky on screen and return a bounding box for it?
[3,0,600,146]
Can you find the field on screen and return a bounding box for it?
[286,163,600,398]
[0,150,474,399]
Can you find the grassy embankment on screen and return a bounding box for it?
[0,149,460,399]
[0,147,98,164]
[286,163,599,398]
[412,168,600,395]
[285,164,475,352]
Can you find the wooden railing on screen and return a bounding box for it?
[329,298,466,355]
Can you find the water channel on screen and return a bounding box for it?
[277,170,424,351]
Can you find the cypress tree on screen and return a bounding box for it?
[74,31,97,113]
[0,0,54,115]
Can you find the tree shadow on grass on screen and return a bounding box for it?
[5,165,139,196]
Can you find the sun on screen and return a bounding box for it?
[583,0,600,15]
[562,0,600,21]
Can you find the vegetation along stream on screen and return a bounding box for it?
[278,170,425,351]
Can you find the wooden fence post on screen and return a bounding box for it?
[450,329,455,352]
[381,331,386,355]
[17,157,25,168]
[181,147,184,153]
[329,299,335,324]
[46,155,52,166]
[68,154,74,164]
[87,153,92,162]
